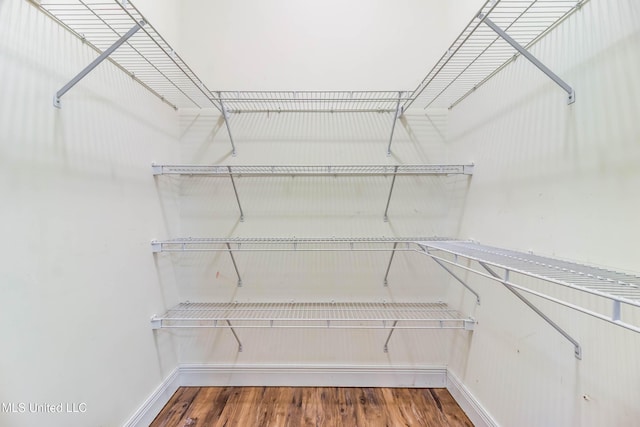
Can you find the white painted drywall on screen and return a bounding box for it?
[0,0,181,425]
[445,0,640,425]
[177,0,485,90]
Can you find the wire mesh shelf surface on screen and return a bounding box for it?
[153,164,474,176]
[38,0,218,109]
[153,302,473,329]
[423,241,640,306]
[216,91,412,113]
[152,237,459,253]
[406,0,583,111]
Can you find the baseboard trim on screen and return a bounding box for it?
[179,364,447,388]
[124,365,497,427]
[122,367,179,427]
[447,370,498,427]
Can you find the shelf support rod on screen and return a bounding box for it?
[430,255,481,305]
[383,242,398,286]
[386,92,404,155]
[478,14,575,105]
[383,320,399,353]
[383,166,399,222]
[479,262,582,359]
[227,166,245,222]
[226,320,243,352]
[53,21,145,108]
[226,243,243,286]
[218,94,237,156]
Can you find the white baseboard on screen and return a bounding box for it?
[179,364,447,388]
[447,370,498,427]
[124,365,496,427]
[122,367,179,427]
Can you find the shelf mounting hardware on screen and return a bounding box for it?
[53,21,145,108]
[383,166,399,222]
[479,262,582,359]
[383,242,398,286]
[227,166,245,222]
[226,243,243,286]
[387,91,404,155]
[226,320,243,352]
[424,248,480,305]
[218,93,237,156]
[383,320,399,352]
[478,14,575,104]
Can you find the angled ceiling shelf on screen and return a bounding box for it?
[152,163,474,222]
[36,0,219,110]
[151,302,475,352]
[406,0,584,111]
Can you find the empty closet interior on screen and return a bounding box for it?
[2,0,639,426]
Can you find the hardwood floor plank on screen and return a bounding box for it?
[149,387,201,427]
[152,386,474,427]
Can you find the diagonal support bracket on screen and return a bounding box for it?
[383,166,399,222]
[386,92,404,156]
[226,320,243,352]
[383,320,399,352]
[226,243,243,286]
[218,93,237,156]
[429,253,481,305]
[227,166,245,222]
[479,14,575,105]
[383,242,398,286]
[479,262,582,359]
[54,21,145,108]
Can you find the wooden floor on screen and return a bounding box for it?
[150,386,473,427]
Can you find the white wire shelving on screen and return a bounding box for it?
[36,0,219,110]
[405,0,585,111]
[419,240,640,358]
[215,91,411,114]
[152,164,474,222]
[152,237,640,358]
[151,302,474,352]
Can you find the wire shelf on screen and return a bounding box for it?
[152,237,457,253]
[216,91,412,113]
[423,241,640,306]
[152,164,474,177]
[38,0,218,110]
[152,302,474,330]
[406,0,584,110]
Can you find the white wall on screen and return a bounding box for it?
[178,0,485,90]
[0,0,180,425]
[446,0,640,425]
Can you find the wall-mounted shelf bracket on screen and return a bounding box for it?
[383,166,399,222]
[226,243,243,286]
[218,93,237,156]
[386,92,405,156]
[478,14,575,105]
[422,246,480,305]
[479,262,582,359]
[226,320,243,352]
[383,242,399,286]
[53,21,145,108]
[383,320,399,352]
[228,166,245,221]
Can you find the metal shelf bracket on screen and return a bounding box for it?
[386,92,404,156]
[54,21,145,108]
[478,14,575,105]
[480,262,582,359]
[218,93,237,156]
